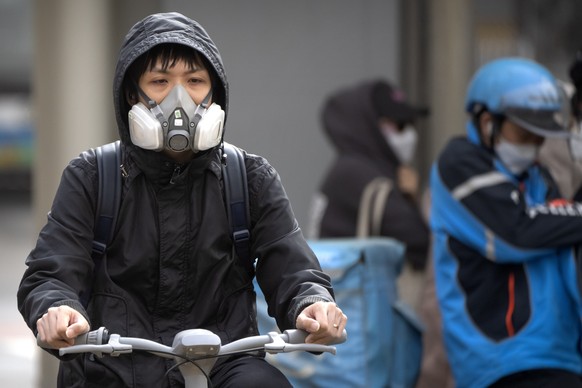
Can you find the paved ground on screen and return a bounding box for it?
[0,196,38,387]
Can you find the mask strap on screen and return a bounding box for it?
[192,91,213,127]
[476,112,504,153]
[134,84,166,123]
[490,115,505,145]
[198,91,212,110]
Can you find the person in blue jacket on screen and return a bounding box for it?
[430,57,582,388]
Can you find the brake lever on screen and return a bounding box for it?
[263,331,338,355]
[59,334,132,358]
[282,328,348,345]
[264,342,337,355]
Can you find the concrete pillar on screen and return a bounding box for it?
[426,0,474,164]
[401,0,431,179]
[32,0,112,386]
[32,0,113,217]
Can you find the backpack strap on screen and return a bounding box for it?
[80,140,122,308]
[222,142,253,274]
[356,177,392,238]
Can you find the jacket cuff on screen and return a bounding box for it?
[39,300,91,361]
[290,295,334,327]
[52,299,91,326]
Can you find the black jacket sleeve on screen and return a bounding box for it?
[247,154,335,330]
[17,153,98,335]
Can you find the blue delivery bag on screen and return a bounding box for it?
[254,237,423,387]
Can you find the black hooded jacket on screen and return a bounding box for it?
[17,12,334,387]
[313,80,429,269]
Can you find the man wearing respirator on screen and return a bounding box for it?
[18,12,347,388]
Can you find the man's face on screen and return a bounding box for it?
[136,59,213,162]
[498,119,545,146]
[479,112,545,147]
[138,59,212,106]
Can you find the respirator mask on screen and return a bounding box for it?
[128,84,225,153]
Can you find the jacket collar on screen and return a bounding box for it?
[125,144,220,187]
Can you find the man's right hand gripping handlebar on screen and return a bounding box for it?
[36,305,90,349]
[295,301,348,345]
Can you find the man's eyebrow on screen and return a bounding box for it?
[149,65,201,74]
[149,66,168,73]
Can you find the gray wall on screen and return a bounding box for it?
[158,0,401,228]
[0,0,32,91]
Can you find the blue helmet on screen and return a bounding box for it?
[465,57,570,138]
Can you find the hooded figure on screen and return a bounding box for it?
[310,79,429,270]
[18,12,346,387]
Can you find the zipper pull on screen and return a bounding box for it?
[169,165,181,185]
[120,164,129,178]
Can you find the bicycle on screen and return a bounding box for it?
[38,326,347,388]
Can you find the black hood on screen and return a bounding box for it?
[321,80,399,166]
[112,12,229,145]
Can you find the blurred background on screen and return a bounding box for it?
[1,0,581,386]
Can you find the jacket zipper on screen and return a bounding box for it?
[505,271,516,337]
[169,165,182,185]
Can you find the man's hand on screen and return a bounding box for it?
[295,301,347,345]
[36,305,89,349]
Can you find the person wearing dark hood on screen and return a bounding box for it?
[309,80,430,274]
[17,12,346,387]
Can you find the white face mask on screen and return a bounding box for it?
[494,138,540,175]
[380,123,418,164]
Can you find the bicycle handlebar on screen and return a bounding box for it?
[37,327,347,358]
[38,327,346,388]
